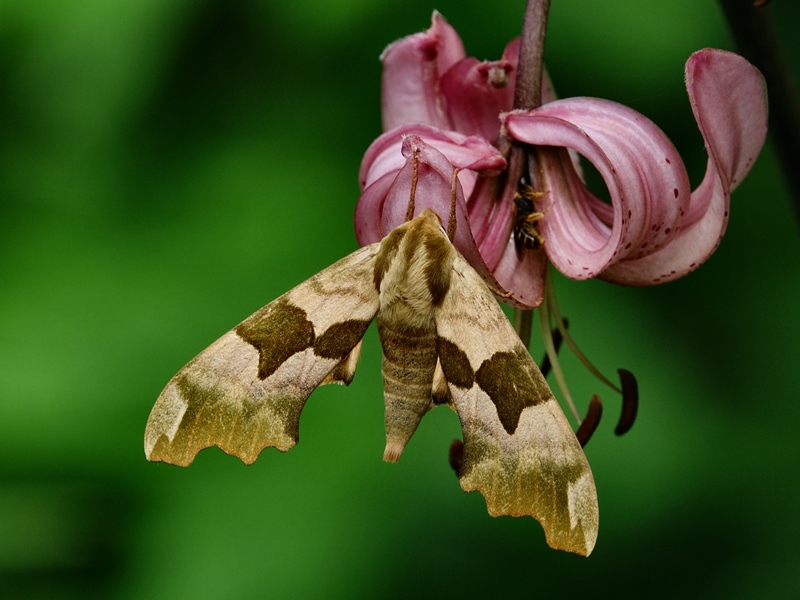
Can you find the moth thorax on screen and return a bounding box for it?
[378,228,453,330]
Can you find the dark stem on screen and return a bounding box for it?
[513,0,551,110]
[718,0,800,222]
[511,0,551,346]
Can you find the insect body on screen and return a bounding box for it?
[513,176,550,256]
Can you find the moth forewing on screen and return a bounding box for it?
[434,251,598,556]
[144,244,381,466]
[145,207,599,556]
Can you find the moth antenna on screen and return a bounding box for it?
[447,167,460,240]
[448,439,464,476]
[575,394,603,447]
[405,147,420,222]
[614,369,639,435]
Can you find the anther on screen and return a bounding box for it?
[576,394,603,447]
[540,317,568,378]
[614,369,639,436]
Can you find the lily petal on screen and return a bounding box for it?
[504,49,767,283]
[505,99,692,279]
[602,49,768,284]
[359,123,506,192]
[441,57,516,143]
[380,11,465,131]
[501,37,558,106]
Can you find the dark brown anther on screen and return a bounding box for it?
[448,439,464,476]
[754,0,771,7]
[540,317,569,378]
[614,368,639,436]
[576,394,603,448]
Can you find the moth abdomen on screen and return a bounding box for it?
[377,317,438,462]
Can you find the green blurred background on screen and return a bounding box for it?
[2,0,798,598]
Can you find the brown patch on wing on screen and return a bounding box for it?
[321,341,363,386]
[314,319,372,359]
[475,348,549,434]
[235,298,314,380]
[437,338,474,389]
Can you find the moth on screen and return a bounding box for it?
[145,208,598,556]
[513,175,550,256]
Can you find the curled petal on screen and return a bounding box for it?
[354,172,395,248]
[504,99,692,279]
[490,235,547,308]
[603,49,768,284]
[359,123,506,192]
[380,11,465,131]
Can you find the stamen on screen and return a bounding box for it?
[575,394,603,447]
[448,439,464,476]
[545,271,622,394]
[614,369,639,436]
[539,289,581,423]
[541,269,640,439]
[539,317,568,378]
[448,167,460,240]
[405,147,419,222]
[513,308,533,348]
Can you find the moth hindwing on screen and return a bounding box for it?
[145,208,598,556]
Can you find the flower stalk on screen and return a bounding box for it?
[511,0,551,347]
[514,0,550,111]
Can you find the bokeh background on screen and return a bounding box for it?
[2,0,798,598]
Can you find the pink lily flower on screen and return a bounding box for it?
[356,12,768,308]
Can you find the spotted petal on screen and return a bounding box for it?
[503,49,767,283]
[603,49,768,284]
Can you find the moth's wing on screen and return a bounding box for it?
[145,243,381,467]
[434,254,598,556]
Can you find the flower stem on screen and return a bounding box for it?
[718,0,800,223]
[512,0,551,345]
[513,0,551,111]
